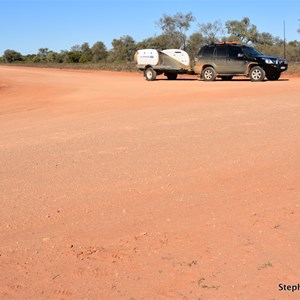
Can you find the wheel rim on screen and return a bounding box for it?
[204,70,213,80]
[146,70,152,79]
[252,69,262,80]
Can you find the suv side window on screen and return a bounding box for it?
[214,46,227,58]
[201,46,214,58]
[228,46,244,59]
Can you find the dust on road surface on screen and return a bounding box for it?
[1,66,300,299]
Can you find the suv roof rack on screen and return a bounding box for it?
[215,41,238,45]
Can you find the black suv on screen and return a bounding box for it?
[194,42,288,81]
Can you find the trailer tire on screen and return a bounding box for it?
[165,72,178,80]
[202,67,216,81]
[144,67,157,81]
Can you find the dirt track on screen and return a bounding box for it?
[1,66,300,299]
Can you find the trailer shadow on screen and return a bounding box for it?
[155,78,198,81]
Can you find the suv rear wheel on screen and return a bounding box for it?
[250,66,265,82]
[202,67,216,81]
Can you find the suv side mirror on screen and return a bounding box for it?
[238,53,244,58]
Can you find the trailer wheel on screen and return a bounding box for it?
[202,67,216,81]
[250,66,265,82]
[144,67,157,81]
[165,73,178,80]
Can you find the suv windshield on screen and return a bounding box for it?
[243,46,262,57]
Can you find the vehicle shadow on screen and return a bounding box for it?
[153,78,289,82]
[208,78,289,82]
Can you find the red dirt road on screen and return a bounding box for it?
[1,66,300,299]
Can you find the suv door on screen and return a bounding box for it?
[227,46,247,74]
[213,45,227,73]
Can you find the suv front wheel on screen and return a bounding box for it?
[202,67,216,81]
[266,72,281,81]
[250,66,265,82]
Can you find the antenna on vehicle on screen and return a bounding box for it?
[283,20,286,59]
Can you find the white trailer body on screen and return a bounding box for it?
[135,49,159,66]
[161,49,190,67]
[134,49,194,81]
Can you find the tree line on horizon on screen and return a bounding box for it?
[1,14,300,65]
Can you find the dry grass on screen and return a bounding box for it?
[287,62,300,74]
[0,61,138,72]
[1,61,299,75]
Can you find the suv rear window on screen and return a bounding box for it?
[201,46,214,58]
[215,46,227,58]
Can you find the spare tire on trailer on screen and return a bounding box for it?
[144,67,157,81]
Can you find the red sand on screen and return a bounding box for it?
[1,66,300,299]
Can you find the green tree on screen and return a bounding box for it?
[80,42,92,63]
[34,47,49,62]
[198,20,224,44]
[66,51,81,63]
[186,32,205,60]
[157,12,195,49]
[225,17,259,44]
[108,35,136,62]
[38,48,49,56]
[58,51,69,63]
[3,49,23,63]
[22,54,36,63]
[66,45,81,63]
[255,36,285,58]
[137,34,178,50]
[91,41,107,62]
[257,32,274,45]
[47,51,60,63]
[255,32,276,54]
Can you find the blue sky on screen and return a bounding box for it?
[1,0,299,55]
